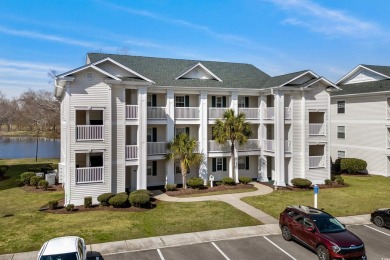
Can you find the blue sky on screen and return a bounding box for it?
[1,0,389,97]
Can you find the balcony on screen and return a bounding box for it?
[76,125,103,141]
[309,124,326,135]
[285,140,292,153]
[147,107,166,119]
[147,142,168,155]
[175,107,200,119]
[263,107,274,119]
[209,108,228,119]
[238,108,259,119]
[126,105,138,119]
[263,139,275,152]
[76,166,103,184]
[208,140,230,152]
[285,107,292,119]
[125,145,138,160]
[237,139,261,151]
[309,156,325,168]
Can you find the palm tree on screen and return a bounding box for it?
[165,133,204,189]
[213,109,252,183]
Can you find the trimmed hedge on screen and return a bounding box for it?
[20,172,36,185]
[108,192,129,208]
[221,177,236,186]
[165,184,177,191]
[239,176,252,184]
[38,180,49,190]
[30,176,42,188]
[97,193,115,206]
[187,177,204,189]
[335,158,367,174]
[84,196,92,208]
[129,190,150,208]
[291,178,312,188]
[48,200,58,210]
[130,189,152,197]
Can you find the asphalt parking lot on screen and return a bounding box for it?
[96,224,390,260]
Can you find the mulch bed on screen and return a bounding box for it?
[165,183,254,197]
[21,184,64,193]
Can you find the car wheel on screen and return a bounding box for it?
[374,216,385,227]
[281,226,292,241]
[317,245,330,260]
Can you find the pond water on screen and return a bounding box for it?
[0,136,60,159]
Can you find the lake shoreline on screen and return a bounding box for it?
[0,131,59,140]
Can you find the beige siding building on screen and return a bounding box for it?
[330,64,390,176]
[55,53,338,205]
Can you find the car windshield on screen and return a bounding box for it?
[312,216,345,233]
[40,252,78,260]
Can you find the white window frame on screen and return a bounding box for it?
[147,161,152,176]
[337,150,346,158]
[337,101,345,114]
[238,157,247,170]
[216,158,223,171]
[238,97,246,108]
[175,127,186,136]
[147,94,152,107]
[337,126,345,139]
[216,96,223,108]
[176,95,185,107]
[147,128,153,142]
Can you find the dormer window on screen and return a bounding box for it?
[175,62,223,82]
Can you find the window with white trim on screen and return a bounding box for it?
[238,97,247,108]
[337,151,346,158]
[147,94,152,107]
[147,128,152,142]
[175,127,186,136]
[337,126,345,139]
[176,96,185,107]
[216,97,223,108]
[238,157,249,170]
[216,158,223,171]
[337,101,345,114]
[147,161,152,176]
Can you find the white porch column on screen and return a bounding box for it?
[274,90,286,186]
[258,95,269,182]
[230,91,238,112]
[199,91,208,183]
[137,86,148,189]
[230,91,239,182]
[165,90,175,185]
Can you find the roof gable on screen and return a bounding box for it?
[175,62,222,82]
[337,65,390,85]
[58,64,121,81]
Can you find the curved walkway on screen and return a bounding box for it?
[154,182,278,224]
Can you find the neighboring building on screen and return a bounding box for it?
[331,64,390,177]
[54,53,338,205]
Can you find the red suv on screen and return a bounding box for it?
[279,206,367,260]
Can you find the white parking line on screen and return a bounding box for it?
[211,242,231,260]
[264,237,297,260]
[157,248,165,260]
[364,225,390,237]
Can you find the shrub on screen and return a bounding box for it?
[27,167,41,173]
[187,177,204,189]
[48,200,58,210]
[97,193,115,206]
[221,177,236,186]
[165,184,177,191]
[331,174,338,181]
[30,176,43,188]
[291,178,312,188]
[108,193,129,208]
[20,172,36,185]
[324,179,332,186]
[239,176,252,184]
[335,158,367,174]
[130,189,152,197]
[38,180,49,190]
[335,176,345,185]
[84,196,92,208]
[0,165,9,178]
[129,192,150,208]
[65,204,74,212]
[41,166,53,174]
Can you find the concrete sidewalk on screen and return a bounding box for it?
[154,182,278,224]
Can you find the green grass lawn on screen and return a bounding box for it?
[242,175,390,219]
[0,159,261,254]
[178,187,257,197]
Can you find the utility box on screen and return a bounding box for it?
[45,173,56,186]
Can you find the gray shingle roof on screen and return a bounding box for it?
[261,70,309,88]
[87,53,271,89]
[362,65,390,78]
[332,79,390,96]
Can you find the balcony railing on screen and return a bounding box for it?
[76,125,103,141]
[147,142,168,155]
[309,123,326,135]
[147,107,166,119]
[126,105,138,119]
[263,107,274,119]
[285,140,292,153]
[237,139,261,151]
[208,140,230,152]
[125,145,138,160]
[263,139,275,152]
[238,108,259,119]
[76,166,103,184]
[309,156,325,168]
[285,107,292,119]
[175,107,200,119]
[209,108,228,119]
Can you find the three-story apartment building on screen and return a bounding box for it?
[331,64,390,176]
[55,53,337,205]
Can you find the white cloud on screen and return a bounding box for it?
[269,0,381,37]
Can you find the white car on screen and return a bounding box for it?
[37,236,86,260]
